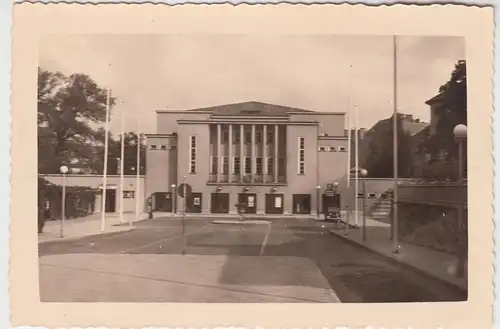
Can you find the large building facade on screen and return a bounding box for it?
[146,102,349,215]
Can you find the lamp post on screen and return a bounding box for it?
[333,181,339,219]
[360,169,368,243]
[316,185,321,218]
[171,184,176,215]
[59,165,69,238]
[453,124,467,279]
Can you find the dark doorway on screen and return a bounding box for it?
[211,193,230,214]
[265,193,284,214]
[238,193,257,214]
[322,193,340,214]
[104,189,116,213]
[154,192,173,212]
[187,192,202,213]
[292,194,311,214]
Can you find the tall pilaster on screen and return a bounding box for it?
[263,125,267,181]
[240,124,244,182]
[274,124,279,183]
[216,124,221,182]
[228,124,233,182]
[251,124,256,183]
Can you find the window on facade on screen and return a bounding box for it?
[245,131,252,144]
[329,146,337,152]
[339,146,347,152]
[189,136,196,174]
[234,129,240,144]
[267,158,274,174]
[267,130,273,144]
[123,191,135,198]
[210,156,217,174]
[298,137,305,174]
[222,131,229,144]
[222,156,229,174]
[244,157,252,174]
[256,158,263,174]
[234,157,241,174]
[256,131,262,144]
[160,145,167,150]
[149,144,157,150]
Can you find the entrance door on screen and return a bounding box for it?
[154,192,173,212]
[211,193,230,214]
[322,193,340,213]
[187,192,202,213]
[292,194,311,214]
[238,193,257,214]
[265,193,284,214]
[105,189,116,213]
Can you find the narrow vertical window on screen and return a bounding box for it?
[267,157,274,175]
[222,156,229,174]
[298,137,305,175]
[245,157,252,174]
[234,157,241,174]
[256,158,263,174]
[189,136,197,174]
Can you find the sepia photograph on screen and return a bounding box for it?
[37,33,468,303]
[9,3,493,328]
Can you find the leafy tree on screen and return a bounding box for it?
[422,60,467,160]
[103,132,146,175]
[364,115,414,178]
[37,68,115,174]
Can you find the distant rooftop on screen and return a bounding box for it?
[186,101,314,115]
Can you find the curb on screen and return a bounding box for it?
[38,227,135,245]
[328,230,467,295]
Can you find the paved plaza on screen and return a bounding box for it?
[39,217,466,303]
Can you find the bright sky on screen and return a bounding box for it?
[39,34,464,135]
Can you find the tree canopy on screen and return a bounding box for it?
[38,68,115,174]
[363,115,414,178]
[38,68,146,175]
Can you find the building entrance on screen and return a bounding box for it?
[265,193,284,214]
[187,192,202,213]
[104,189,116,213]
[154,192,173,212]
[238,193,257,214]
[292,194,311,214]
[211,193,230,213]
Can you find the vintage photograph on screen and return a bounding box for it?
[37,34,469,303]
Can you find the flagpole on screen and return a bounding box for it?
[346,113,351,189]
[354,104,359,227]
[346,64,352,190]
[134,109,141,228]
[101,88,111,233]
[392,35,400,252]
[119,103,125,224]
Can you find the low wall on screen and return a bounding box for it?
[396,182,467,254]
[336,177,414,211]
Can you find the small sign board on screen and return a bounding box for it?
[178,183,192,198]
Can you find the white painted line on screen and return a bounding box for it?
[259,222,272,256]
[121,223,210,254]
[211,220,271,225]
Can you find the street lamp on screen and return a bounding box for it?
[453,124,467,279]
[59,165,69,238]
[171,184,176,215]
[316,185,321,218]
[360,168,368,243]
